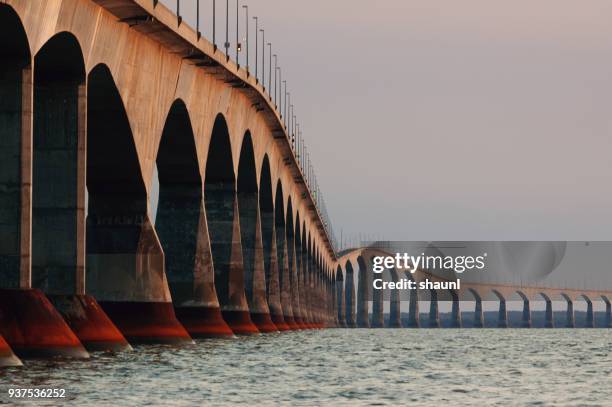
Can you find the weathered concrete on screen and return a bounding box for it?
[388,271,403,328]
[562,294,575,328]
[336,267,346,327]
[583,296,594,328]
[344,263,356,328]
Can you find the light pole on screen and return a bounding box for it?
[224,0,230,59]
[242,5,248,73]
[282,80,287,124]
[213,0,216,50]
[253,16,258,82]
[273,56,277,106]
[260,29,265,89]
[267,42,272,97]
[196,0,201,39]
[235,0,239,66]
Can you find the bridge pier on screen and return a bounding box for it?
[276,214,297,330]
[584,297,594,328]
[604,297,612,328]
[519,299,531,328]
[0,289,89,358]
[428,290,440,328]
[241,201,277,333]
[356,257,371,328]
[563,296,575,328]
[473,298,484,328]
[406,289,420,328]
[371,272,384,328]
[497,299,508,328]
[544,297,555,328]
[389,270,402,328]
[449,290,462,328]
[0,335,22,367]
[345,265,356,328]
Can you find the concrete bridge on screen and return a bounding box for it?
[336,247,612,330]
[0,0,340,366]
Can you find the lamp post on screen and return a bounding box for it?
[235,0,239,66]
[196,0,201,39]
[253,16,258,82]
[260,29,265,89]
[267,43,272,97]
[224,0,230,59]
[242,5,248,73]
[273,55,278,107]
[213,0,216,50]
[283,81,287,126]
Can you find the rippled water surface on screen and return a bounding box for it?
[2,329,612,406]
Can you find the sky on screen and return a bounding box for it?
[160,0,612,243]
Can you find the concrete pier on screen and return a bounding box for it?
[449,290,462,328]
[388,271,402,328]
[406,290,420,328]
[344,263,356,328]
[0,335,22,367]
[428,290,440,328]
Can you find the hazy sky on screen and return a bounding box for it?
[161,0,612,242]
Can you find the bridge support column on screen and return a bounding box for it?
[289,243,305,329]
[213,198,259,335]
[584,298,594,328]
[0,335,21,367]
[544,299,554,328]
[389,277,402,328]
[498,299,508,328]
[371,275,384,328]
[474,298,484,328]
[239,198,276,333]
[565,299,575,328]
[264,219,289,331]
[356,259,371,328]
[604,298,612,328]
[521,300,531,328]
[345,269,356,328]
[406,289,420,328]
[336,277,346,327]
[278,228,297,330]
[450,291,462,328]
[428,290,440,328]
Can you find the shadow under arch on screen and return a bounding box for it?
[0,4,31,288]
[274,180,296,329]
[344,260,356,328]
[355,255,370,328]
[205,114,258,335]
[236,131,275,332]
[286,197,303,327]
[32,31,85,295]
[294,211,307,328]
[514,290,532,328]
[335,265,345,327]
[258,155,286,330]
[490,289,508,328]
[537,292,555,328]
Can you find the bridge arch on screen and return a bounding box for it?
[344,260,356,327]
[275,180,295,327]
[0,3,31,288]
[155,98,202,305]
[32,31,86,294]
[204,113,258,334]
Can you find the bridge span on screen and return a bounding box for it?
[0,0,340,366]
[337,248,612,330]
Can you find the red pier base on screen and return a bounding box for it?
[283,315,300,330]
[175,306,234,338]
[0,289,89,359]
[0,335,22,367]
[49,295,131,352]
[100,301,193,345]
[293,316,307,330]
[221,310,259,335]
[250,313,279,333]
[270,313,291,331]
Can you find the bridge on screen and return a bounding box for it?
[337,247,612,330]
[0,0,610,370]
[0,0,340,367]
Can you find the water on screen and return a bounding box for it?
[1,329,612,406]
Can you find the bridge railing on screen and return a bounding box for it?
[151,0,339,254]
